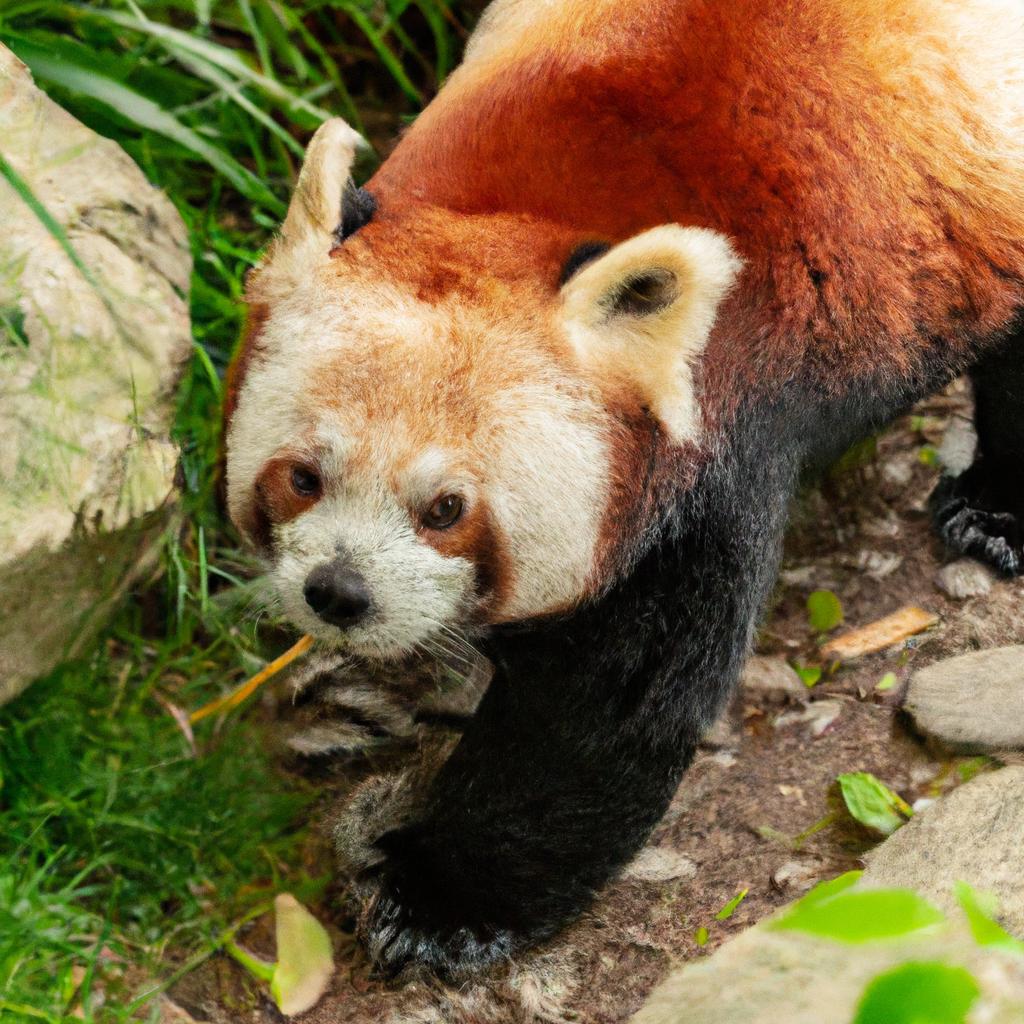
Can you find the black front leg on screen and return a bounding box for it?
[360,427,797,977]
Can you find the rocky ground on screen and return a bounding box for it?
[169,381,1024,1023]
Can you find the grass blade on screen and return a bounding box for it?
[11,40,285,215]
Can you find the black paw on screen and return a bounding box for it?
[930,470,1023,576]
[363,887,514,979]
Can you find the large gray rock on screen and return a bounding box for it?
[862,767,1024,933]
[0,44,191,704]
[632,769,1024,1024]
[904,647,1024,751]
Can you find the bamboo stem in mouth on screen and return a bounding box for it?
[189,634,315,724]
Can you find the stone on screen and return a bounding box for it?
[904,647,1024,751]
[633,770,1024,1023]
[631,917,1024,1024]
[938,415,978,476]
[624,846,698,883]
[862,767,1024,932]
[0,44,191,704]
[741,656,807,701]
[770,859,826,895]
[935,559,997,600]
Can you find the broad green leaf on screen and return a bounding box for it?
[852,962,979,1024]
[715,888,748,921]
[271,893,334,1016]
[955,882,1024,955]
[837,772,912,837]
[771,887,945,942]
[10,40,284,216]
[807,590,843,633]
[694,926,709,947]
[875,672,898,692]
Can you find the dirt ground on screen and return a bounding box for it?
[170,381,1024,1024]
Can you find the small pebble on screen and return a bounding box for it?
[935,559,996,600]
[771,859,825,894]
[741,656,807,701]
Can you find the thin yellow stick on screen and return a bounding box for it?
[190,634,315,724]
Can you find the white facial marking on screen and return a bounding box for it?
[227,264,613,658]
[273,482,476,660]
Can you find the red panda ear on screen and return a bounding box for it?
[559,225,742,443]
[279,118,366,250]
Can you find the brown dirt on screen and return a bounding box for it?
[171,381,1024,1024]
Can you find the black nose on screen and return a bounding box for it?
[303,562,372,626]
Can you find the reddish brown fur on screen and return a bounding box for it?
[369,0,1024,415]
[232,0,1024,593]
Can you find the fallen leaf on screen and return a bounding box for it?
[271,893,334,1016]
[715,888,749,921]
[821,607,939,662]
[807,590,844,633]
[837,771,912,836]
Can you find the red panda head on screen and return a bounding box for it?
[225,120,741,660]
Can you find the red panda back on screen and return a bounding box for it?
[370,0,1024,392]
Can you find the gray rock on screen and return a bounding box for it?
[771,859,827,895]
[904,647,1024,750]
[624,846,698,883]
[631,918,1024,1024]
[0,45,190,704]
[633,769,1024,1024]
[935,558,997,600]
[862,767,1024,933]
[741,656,806,701]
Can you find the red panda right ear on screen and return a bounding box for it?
[279,118,367,251]
[559,225,742,444]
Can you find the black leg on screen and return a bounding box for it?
[354,407,798,978]
[931,336,1024,576]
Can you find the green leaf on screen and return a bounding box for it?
[955,882,1024,955]
[771,887,945,942]
[715,888,748,921]
[694,926,709,947]
[875,672,898,692]
[837,771,913,837]
[793,663,822,688]
[852,962,979,1024]
[807,590,844,633]
[270,894,334,1017]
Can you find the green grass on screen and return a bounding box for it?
[0,1,480,1018]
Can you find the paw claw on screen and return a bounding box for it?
[930,472,1023,577]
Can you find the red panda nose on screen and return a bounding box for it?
[304,561,372,627]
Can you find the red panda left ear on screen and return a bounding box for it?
[559,225,742,443]
[279,118,366,251]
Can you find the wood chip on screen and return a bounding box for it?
[821,607,939,662]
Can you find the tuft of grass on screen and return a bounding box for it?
[0,1,484,1018]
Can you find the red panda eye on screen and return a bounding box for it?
[423,494,463,530]
[290,465,321,497]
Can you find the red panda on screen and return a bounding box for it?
[225,0,1024,975]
